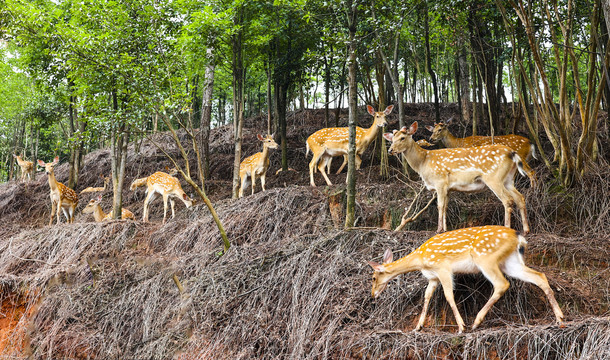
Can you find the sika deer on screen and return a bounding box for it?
[37,156,79,225]
[426,118,536,182]
[306,105,393,186]
[384,122,533,233]
[368,226,564,333]
[130,171,193,223]
[83,194,135,221]
[239,134,278,198]
[13,154,34,182]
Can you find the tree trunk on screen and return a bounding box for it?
[424,3,440,122]
[345,0,357,228]
[231,6,245,199]
[200,46,215,182]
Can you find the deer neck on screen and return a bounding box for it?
[47,171,59,192]
[442,130,462,148]
[361,122,381,148]
[383,251,424,277]
[261,145,270,162]
[92,204,106,222]
[401,140,429,173]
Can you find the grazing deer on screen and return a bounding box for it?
[13,154,34,181]
[83,194,135,221]
[130,171,193,223]
[306,105,393,186]
[80,174,111,195]
[37,156,79,225]
[239,134,278,198]
[426,118,536,181]
[384,122,533,234]
[368,226,565,333]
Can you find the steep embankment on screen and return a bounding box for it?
[1,105,610,358]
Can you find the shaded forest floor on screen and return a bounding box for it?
[0,103,609,359]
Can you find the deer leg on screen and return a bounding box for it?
[415,279,440,331]
[501,253,564,324]
[49,199,56,226]
[143,191,156,222]
[317,156,333,186]
[487,182,514,229]
[162,193,169,224]
[61,206,70,223]
[309,151,324,186]
[251,172,256,195]
[355,154,362,170]
[239,173,247,198]
[472,265,510,330]
[56,199,63,224]
[437,271,465,333]
[336,155,348,174]
[170,198,176,219]
[260,173,266,191]
[505,182,529,234]
[435,189,448,233]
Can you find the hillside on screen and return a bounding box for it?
[1,104,610,359]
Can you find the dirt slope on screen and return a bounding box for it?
[0,104,609,359]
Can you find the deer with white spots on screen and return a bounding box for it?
[306,105,393,186]
[83,194,135,221]
[80,174,110,195]
[13,154,34,182]
[384,122,533,234]
[38,156,79,225]
[130,171,193,223]
[426,118,536,182]
[368,225,565,333]
[239,134,278,198]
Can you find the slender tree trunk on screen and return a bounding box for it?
[200,46,215,182]
[345,0,357,228]
[231,6,245,199]
[424,3,440,122]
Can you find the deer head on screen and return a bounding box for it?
[367,105,393,128]
[258,133,279,150]
[37,156,60,175]
[367,249,396,298]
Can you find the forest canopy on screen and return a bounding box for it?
[1,0,608,191]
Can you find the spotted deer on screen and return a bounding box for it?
[384,122,533,234]
[239,134,278,198]
[83,194,135,221]
[13,154,34,181]
[368,226,564,333]
[306,105,393,186]
[130,171,193,223]
[80,174,110,195]
[426,118,536,182]
[37,156,79,225]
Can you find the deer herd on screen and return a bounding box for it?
[11,104,564,332]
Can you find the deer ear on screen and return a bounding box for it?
[183,193,189,201]
[383,249,394,264]
[367,261,384,272]
[97,194,102,201]
[37,160,45,166]
[367,105,375,115]
[383,132,394,142]
[408,122,418,135]
[444,117,453,125]
[257,134,264,141]
[384,105,394,115]
[425,125,434,132]
[52,156,59,164]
